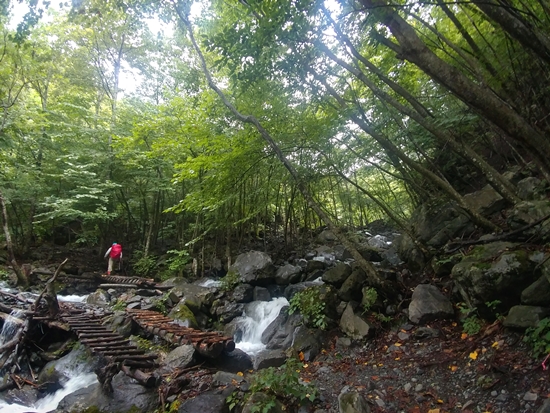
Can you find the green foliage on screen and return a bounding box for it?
[228,358,317,412]
[524,318,550,358]
[131,250,157,277]
[219,271,241,292]
[0,268,9,281]
[166,249,191,277]
[458,303,482,336]
[111,299,126,311]
[361,287,378,312]
[289,286,327,330]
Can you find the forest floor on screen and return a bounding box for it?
[302,319,549,413]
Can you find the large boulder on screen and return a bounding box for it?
[408,284,454,324]
[508,200,550,240]
[503,305,550,329]
[338,267,367,302]
[452,242,540,311]
[521,276,550,306]
[339,389,371,413]
[230,251,276,286]
[274,264,302,285]
[56,371,158,413]
[394,201,475,270]
[339,303,371,340]
[322,262,352,287]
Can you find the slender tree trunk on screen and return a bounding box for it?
[0,191,27,287]
[317,42,521,205]
[474,0,550,64]
[360,0,550,179]
[175,9,385,287]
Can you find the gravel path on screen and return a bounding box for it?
[302,320,549,412]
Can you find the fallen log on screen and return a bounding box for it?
[99,283,138,289]
[120,365,158,387]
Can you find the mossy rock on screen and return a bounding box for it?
[168,303,198,328]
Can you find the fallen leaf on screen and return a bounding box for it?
[394,342,402,347]
[461,333,468,340]
[492,341,500,349]
[427,409,440,413]
[449,365,458,372]
[299,351,305,361]
[395,357,400,360]
[237,372,244,376]
[469,351,478,360]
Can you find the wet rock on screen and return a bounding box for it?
[56,371,158,413]
[85,289,110,306]
[503,305,550,329]
[290,325,324,361]
[231,283,254,303]
[253,286,271,301]
[230,251,276,286]
[163,345,196,370]
[253,349,287,370]
[408,284,453,324]
[508,200,550,239]
[275,264,302,285]
[209,348,253,374]
[212,371,245,386]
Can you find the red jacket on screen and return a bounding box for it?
[110,244,122,259]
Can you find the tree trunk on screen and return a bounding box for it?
[360,0,550,178]
[0,191,27,287]
[176,9,385,288]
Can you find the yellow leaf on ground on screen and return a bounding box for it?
[461,333,468,340]
[469,351,478,360]
[237,372,244,376]
[428,409,440,413]
[394,342,402,347]
[449,365,458,372]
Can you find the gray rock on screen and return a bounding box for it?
[231,283,254,303]
[85,289,110,306]
[230,251,276,286]
[164,345,196,370]
[56,372,158,413]
[452,242,539,310]
[322,262,352,287]
[503,305,550,329]
[275,264,302,285]
[212,371,245,387]
[463,185,506,215]
[253,286,271,301]
[408,284,453,324]
[339,303,370,340]
[209,348,253,374]
[339,268,367,302]
[253,349,287,370]
[243,392,285,413]
[521,275,550,306]
[338,390,371,413]
[537,397,550,413]
[517,177,545,201]
[178,387,234,413]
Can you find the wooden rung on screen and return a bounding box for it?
[78,332,120,339]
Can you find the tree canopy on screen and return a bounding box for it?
[1,0,549,278]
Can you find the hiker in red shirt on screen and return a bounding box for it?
[104,242,122,275]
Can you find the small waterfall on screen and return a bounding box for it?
[0,347,98,413]
[235,297,289,356]
[0,309,25,346]
[57,293,89,303]
[198,279,222,288]
[0,373,97,413]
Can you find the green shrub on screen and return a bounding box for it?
[219,271,241,292]
[289,286,327,330]
[166,249,191,277]
[458,303,482,336]
[131,250,157,277]
[227,358,317,412]
[524,317,550,358]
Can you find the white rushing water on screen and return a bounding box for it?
[0,347,98,413]
[235,296,289,355]
[197,279,222,288]
[0,309,25,346]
